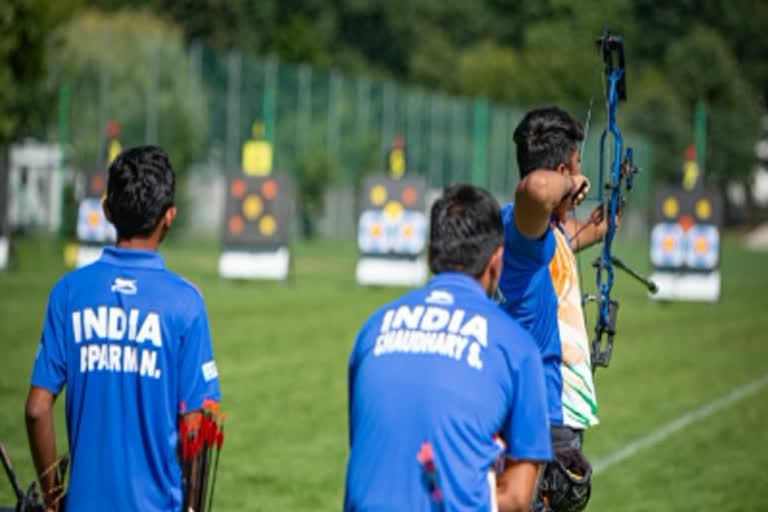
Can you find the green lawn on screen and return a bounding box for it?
[0,236,766,511]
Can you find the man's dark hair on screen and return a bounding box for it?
[106,145,175,239]
[513,107,584,178]
[428,184,503,277]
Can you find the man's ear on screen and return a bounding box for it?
[555,162,569,175]
[102,198,112,222]
[164,205,178,228]
[483,245,504,296]
[489,245,503,280]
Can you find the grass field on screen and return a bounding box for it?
[0,236,767,511]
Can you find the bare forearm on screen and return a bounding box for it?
[26,387,60,508]
[496,460,540,512]
[26,409,58,501]
[564,218,604,252]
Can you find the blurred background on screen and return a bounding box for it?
[2,1,768,511]
[3,0,768,239]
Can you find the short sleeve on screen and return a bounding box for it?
[178,302,221,412]
[347,319,371,446]
[30,282,68,394]
[502,203,556,270]
[501,342,553,461]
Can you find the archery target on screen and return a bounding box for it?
[650,222,685,268]
[654,187,723,227]
[358,210,390,253]
[370,185,387,206]
[684,224,719,270]
[77,197,116,243]
[662,196,679,219]
[391,211,427,255]
[358,174,427,257]
[222,175,294,247]
[695,198,712,222]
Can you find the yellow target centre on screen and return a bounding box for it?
[370,185,387,206]
[694,237,709,254]
[87,211,101,227]
[242,195,263,220]
[259,215,277,236]
[662,197,679,219]
[403,224,414,238]
[383,200,404,221]
[370,224,382,238]
[662,236,676,251]
[696,198,712,220]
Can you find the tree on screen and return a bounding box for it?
[665,27,761,189]
[53,9,208,173]
[0,0,80,148]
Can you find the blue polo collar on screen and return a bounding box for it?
[99,246,166,270]
[428,272,486,297]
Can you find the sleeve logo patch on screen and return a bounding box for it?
[202,360,218,382]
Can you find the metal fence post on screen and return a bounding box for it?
[328,71,341,164]
[298,64,312,158]
[145,39,158,145]
[471,97,489,188]
[225,51,241,171]
[264,57,278,145]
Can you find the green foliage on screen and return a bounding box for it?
[665,27,761,185]
[76,0,768,208]
[54,9,207,173]
[295,147,336,238]
[623,69,689,184]
[0,0,80,148]
[457,42,595,109]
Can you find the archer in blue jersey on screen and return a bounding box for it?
[26,146,220,512]
[346,185,551,512]
[497,202,563,426]
[498,107,616,511]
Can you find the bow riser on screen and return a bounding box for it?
[587,32,657,373]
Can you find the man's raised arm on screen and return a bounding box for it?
[514,170,588,239]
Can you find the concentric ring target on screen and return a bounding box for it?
[650,222,684,268]
[685,224,719,269]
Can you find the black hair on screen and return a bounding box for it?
[106,145,175,239]
[428,184,503,277]
[513,106,584,178]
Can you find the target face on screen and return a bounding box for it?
[358,210,391,253]
[684,224,719,270]
[358,175,427,256]
[651,186,722,271]
[653,187,722,227]
[222,174,294,247]
[650,223,685,268]
[77,197,116,243]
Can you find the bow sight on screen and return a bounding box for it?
[585,32,658,372]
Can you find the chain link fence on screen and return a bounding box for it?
[54,39,654,239]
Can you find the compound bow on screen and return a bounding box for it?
[584,32,658,372]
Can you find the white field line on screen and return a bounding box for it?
[592,373,768,475]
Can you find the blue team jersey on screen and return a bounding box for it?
[497,203,564,426]
[345,272,551,512]
[31,247,221,512]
